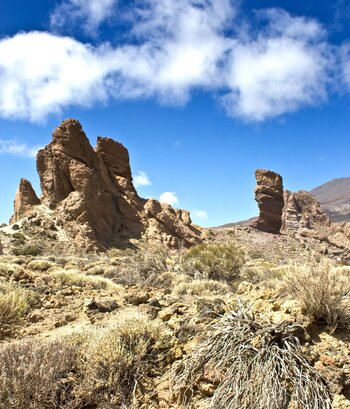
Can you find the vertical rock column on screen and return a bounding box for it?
[251,169,284,234]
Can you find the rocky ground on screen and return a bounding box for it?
[1,226,350,408]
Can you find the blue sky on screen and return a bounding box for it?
[0,0,349,227]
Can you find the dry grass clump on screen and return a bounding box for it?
[106,245,171,286]
[0,283,30,324]
[183,242,244,283]
[0,338,77,409]
[283,258,350,329]
[0,262,26,278]
[74,310,172,407]
[0,311,173,409]
[27,259,57,271]
[47,269,122,291]
[172,302,331,409]
[173,279,230,296]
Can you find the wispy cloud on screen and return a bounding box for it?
[51,0,118,35]
[159,191,178,206]
[0,139,40,158]
[134,171,151,188]
[192,209,208,221]
[0,1,345,123]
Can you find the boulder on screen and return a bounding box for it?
[251,169,284,234]
[10,178,40,223]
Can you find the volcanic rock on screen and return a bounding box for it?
[10,179,40,224]
[251,169,284,234]
[282,190,331,234]
[14,118,202,251]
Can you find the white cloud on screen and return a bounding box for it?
[223,9,331,121]
[0,3,342,123]
[341,43,350,90]
[193,209,208,221]
[134,171,151,188]
[159,191,178,206]
[51,0,118,35]
[0,139,40,157]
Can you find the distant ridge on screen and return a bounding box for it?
[310,177,350,223]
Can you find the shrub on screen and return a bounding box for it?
[47,269,122,291]
[0,262,26,278]
[74,310,172,407]
[184,242,244,283]
[171,303,331,409]
[0,283,30,324]
[283,258,350,329]
[107,245,171,286]
[0,338,77,409]
[12,244,42,256]
[28,259,57,271]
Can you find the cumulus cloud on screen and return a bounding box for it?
[0,139,40,157]
[134,171,151,188]
[159,192,178,206]
[192,209,208,221]
[223,9,331,120]
[51,0,118,35]
[0,2,342,123]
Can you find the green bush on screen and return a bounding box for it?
[12,245,42,256]
[184,242,244,283]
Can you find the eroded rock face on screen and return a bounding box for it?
[282,190,331,234]
[10,178,40,224]
[251,169,284,234]
[31,119,202,250]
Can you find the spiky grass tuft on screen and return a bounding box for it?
[172,302,331,409]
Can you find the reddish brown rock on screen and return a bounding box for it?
[32,119,202,251]
[10,178,40,223]
[251,169,284,234]
[282,190,331,233]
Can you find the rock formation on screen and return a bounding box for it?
[10,178,40,224]
[282,190,331,234]
[11,119,202,251]
[251,169,284,234]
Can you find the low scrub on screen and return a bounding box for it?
[172,303,331,408]
[47,269,121,291]
[0,311,173,409]
[12,244,42,256]
[0,338,77,409]
[0,283,31,324]
[74,310,172,407]
[28,259,57,271]
[183,241,244,283]
[283,258,350,329]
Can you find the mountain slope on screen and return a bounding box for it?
[310,177,350,222]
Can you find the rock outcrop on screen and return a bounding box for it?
[282,190,331,234]
[10,178,40,224]
[251,169,284,234]
[12,119,202,251]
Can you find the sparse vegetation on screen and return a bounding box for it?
[12,244,42,256]
[0,338,77,409]
[74,310,172,407]
[173,279,230,296]
[172,302,331,408]
[47,269,122,291]
[183,241,244,283]
[0,283,30,324]
[0,311,174,409]
[283,258,350,329]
